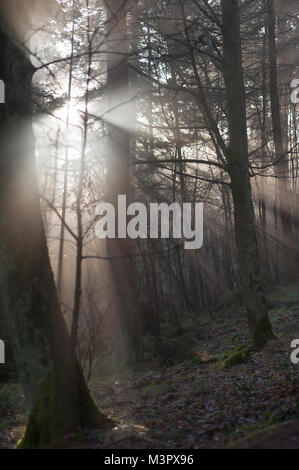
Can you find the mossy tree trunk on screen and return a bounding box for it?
[221,0,275,348]
[0,20,111,448]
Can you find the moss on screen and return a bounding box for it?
[222,346,250,368]
[139,381,174,398]
[251,317,276,349]
[17,372,58,449]
[17,368,113,449]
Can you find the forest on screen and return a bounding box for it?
[0,0,298,451]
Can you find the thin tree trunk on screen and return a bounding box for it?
[267,0,291,240]
[57,0,75,296]
[71,0,92,362]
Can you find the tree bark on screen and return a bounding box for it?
[0,20,111,448]
[221,0,275,348]
[104,0,142,364]
[267,0,293,275]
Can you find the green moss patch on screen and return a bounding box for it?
[222,345,250,368]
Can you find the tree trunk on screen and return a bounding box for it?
[267,0,291,239]
[57,0,75,296]
[221,0,275,348]
[0,20,111,449]
[104,0,142,364]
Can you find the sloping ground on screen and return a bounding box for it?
[230,420,299,449]
[0,284,298,449]
[89,338,298,449]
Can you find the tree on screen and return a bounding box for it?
[56,0,76,297]
[221,0,275,347]
[267,0,292,248]
[104,0,142,364]
[0,11,111,449]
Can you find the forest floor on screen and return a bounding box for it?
[0,284,298,449]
